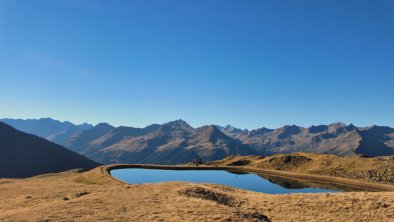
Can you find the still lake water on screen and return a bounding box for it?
[110,168,352,194]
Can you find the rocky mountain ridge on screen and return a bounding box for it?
[221,123,394,157]
[2,118,394,164]
[66,120,257,164]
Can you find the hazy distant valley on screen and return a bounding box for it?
[2,118,394,165]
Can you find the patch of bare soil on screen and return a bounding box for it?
[179,185,240,207]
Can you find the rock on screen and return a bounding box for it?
[75,191,89,198]
[179,186,238,207]
[372,202,390,209]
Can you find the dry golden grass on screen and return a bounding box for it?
[209,152,394,185]
[1,162,394,222]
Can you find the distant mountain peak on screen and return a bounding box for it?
[248,127,273,137]
[39,117,56,121]
[346,123,356,131]
[95,122,114,128]
[329,122,347,128]
[198,124,220,131]
[222,124,244,133]
[283,124,301,128]
[38,118,71,125]
[79,123,94,129]
[193,125,230,143]
[308,125,329,134]
[164,119,193,130]
[166,119,188,124]
[275,125,302,139]
[279,124,303,132]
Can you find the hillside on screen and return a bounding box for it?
[0,122,99,178]
[0,118,92,145]
[209,152,394,184]
[65,120,258,164]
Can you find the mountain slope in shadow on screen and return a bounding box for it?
[0,122,99,178]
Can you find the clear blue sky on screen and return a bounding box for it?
[0,0,393,129]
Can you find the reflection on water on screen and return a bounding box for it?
[257,174,369,192]
[261,175,312,189]
[110,168,367,194]
[226,170,249,175]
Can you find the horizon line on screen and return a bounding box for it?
[1,116,392,131]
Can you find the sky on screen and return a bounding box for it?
[0,0,393,129]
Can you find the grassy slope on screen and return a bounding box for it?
[1,153,394,221]
[208,152,394,184]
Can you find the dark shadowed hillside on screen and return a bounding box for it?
[0,122,98,178]
[356,126,394,157]
[0,118,92,145]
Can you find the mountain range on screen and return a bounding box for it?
[2,118,394,165]
[0,118,93,145]
[64,120,257,164]
[221,123,394,157]
[0,122,98,178]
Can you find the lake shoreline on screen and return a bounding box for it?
[2,165,394,221]
[103,164,394,192]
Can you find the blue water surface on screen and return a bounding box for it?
[110,168,343,194]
